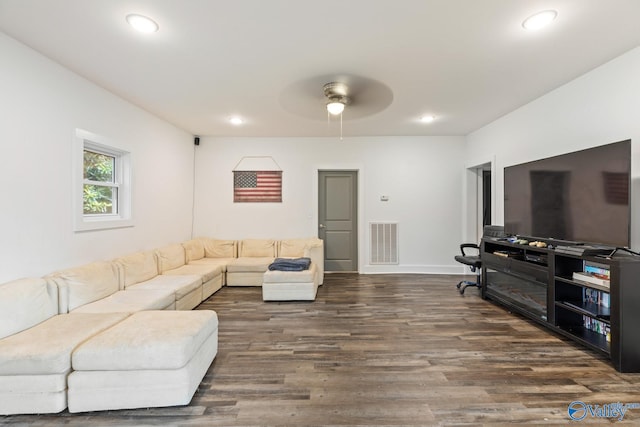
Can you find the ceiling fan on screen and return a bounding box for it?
[278,74,394,137]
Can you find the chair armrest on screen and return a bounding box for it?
[460,243,480,256]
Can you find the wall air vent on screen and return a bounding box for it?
[369,222,399,265]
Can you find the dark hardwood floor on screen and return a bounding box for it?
[4,273,640,426]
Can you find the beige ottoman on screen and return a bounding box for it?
[262,263,318,301]
[67,310,218,413]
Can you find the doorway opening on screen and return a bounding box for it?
[467,161,493,242]
[482,169,492,228]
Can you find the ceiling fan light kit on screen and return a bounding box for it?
[323,82,350,115]
[323,82,351,140]
[326,101,345,116]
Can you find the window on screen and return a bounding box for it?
[83,149,118,215]
[73,129,133,231]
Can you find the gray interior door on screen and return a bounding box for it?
[318,170,358,272]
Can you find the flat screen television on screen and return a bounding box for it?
[504,139,631,247]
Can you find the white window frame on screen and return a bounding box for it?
[73,129,133,232]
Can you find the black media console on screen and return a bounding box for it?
[481,238,640,372]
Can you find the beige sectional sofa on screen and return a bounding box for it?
[0,236,323,415]
[183,237,324,288]
[0,278,132,414]
[0,275,219,415]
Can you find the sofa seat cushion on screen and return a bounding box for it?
[72,310,218,371]
[189,257,235,272]
[0,375,68,415]
[263,263,317,283]
[0,372,67,393]
[162,264,222,283]
[0,278,58,340]
[71,289,174,313]
[227,257,274,273]
[126,274,201,299]
[0,313,128,375]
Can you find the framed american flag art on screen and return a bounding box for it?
[233,170,282,203]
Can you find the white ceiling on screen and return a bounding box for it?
[1,0,639,137]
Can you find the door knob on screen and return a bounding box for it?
[319,224,325,228]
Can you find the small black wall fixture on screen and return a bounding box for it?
[194,136,200,146]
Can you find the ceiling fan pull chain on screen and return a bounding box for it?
[340,112,343,141]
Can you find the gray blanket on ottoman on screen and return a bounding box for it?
[268,257,311,271]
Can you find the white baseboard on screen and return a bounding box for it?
[360,264,470,275]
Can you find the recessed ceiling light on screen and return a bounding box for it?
[522,10,557,31]
[420,115,435,123]
[126,14,159,33]
[229,117,244,125]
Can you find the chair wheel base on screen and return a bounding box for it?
[456,280,481,295]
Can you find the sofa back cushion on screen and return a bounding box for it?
[182,239,205,262]
[155,244,186,273]
[51,261,120,313]
[279,238,321,257]
[278,237,324,284]
[116,251,158,288]
[202,238,237,258]
[239,239,276,257]
[0,278,58,339]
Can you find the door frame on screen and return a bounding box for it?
[313,166,363,273]
[463,156,495,243]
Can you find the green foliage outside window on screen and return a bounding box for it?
[83,150,116,214]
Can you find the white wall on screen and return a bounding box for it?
[193,136,465,273]
[0,33,194,283]
[466,46,640,250]
[20,27,634,279]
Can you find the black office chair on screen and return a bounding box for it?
[454,243,482,294]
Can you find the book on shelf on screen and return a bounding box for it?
[493,250,521,258]
[583,287,610,310]
[584,261,610,279]
[573,271,610,288]
[583,315,611,342]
